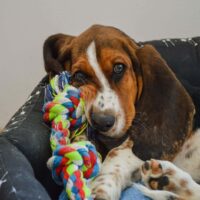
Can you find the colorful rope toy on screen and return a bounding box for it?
[43,71,101,200]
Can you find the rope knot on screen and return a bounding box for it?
[43,71,101,200]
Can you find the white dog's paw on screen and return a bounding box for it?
[141,159,196,198]
[134,183,183,200]
[91,173,121,200]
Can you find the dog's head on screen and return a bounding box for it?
[43,25,141,138]
[43,25,195,150]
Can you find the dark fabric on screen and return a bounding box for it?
[0,77,61,199]
[141,38,200,87]
[0,37,199,200]
[0,137,51,200]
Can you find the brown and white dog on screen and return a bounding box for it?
[43,25,200,200]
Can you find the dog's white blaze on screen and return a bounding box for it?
[86,41,125,136]
[87,42,109,90]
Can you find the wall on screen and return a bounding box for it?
[0,0,200,127]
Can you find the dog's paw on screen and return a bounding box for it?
[141,159,195,197]
[91,187,110,200]
[94,198,107,200]
[134,183,184,200]
[91,173,121,200]
[141,159,170,190]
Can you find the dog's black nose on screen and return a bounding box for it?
[91,113,115,132]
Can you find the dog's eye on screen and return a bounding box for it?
[112,63,126,82]
[113,63,125,74]
[73,71,87,84]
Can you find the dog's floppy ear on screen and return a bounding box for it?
[131,44,195,160]
[43,34,74,77]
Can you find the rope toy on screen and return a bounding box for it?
[43,71,101,200]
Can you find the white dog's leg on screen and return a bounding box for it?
[173,129,200,182]
[91,138,143,200]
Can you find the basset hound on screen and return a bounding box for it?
[43,25,200,200]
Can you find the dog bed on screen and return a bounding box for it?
[0,37,200,200]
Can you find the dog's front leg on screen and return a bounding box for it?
[91,138,143,200]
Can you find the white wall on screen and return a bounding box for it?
[0,0,200,127]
